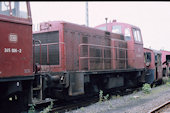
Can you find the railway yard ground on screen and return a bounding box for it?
[66,83,170,113]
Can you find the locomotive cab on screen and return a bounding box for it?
[0,2,32,77]
[0,1,33,111]
[95,20,144,69]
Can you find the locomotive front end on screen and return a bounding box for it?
[0,2,33,112]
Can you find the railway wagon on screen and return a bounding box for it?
[32,20,146,101]
[143,48,162,84]
[160,50,170,77]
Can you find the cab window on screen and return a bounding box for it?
[132,28,142,42]
[124,28,131,41]
[0,2,28,19]
[11,2,28,18]
[97,26,107,31]
[112,25,121,34]
[0,2,10,16]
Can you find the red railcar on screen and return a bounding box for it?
[143,48,162,84]
[160,50,170,76]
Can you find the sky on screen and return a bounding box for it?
[30,1,170,51]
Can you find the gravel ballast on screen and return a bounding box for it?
[67,84,170,113]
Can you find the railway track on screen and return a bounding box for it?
[149,100,170,113]
[50,96,99,113]
[48,87,142,113]
[32,83,162,113]
[11,83,162,113]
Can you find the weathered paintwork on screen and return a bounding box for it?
[144,48,162,82]
[33,21,139,73]
[160,50,170,68]
[161,50,170,76]
[0,2,33,78]
[95,21,144,70]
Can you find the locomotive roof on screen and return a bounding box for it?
[144,47,161,54]
[160,50,170,53]
[95,21,140,30]
[33,20,125,40]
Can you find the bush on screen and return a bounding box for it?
[142,83,151,94]
[163,77,170,84]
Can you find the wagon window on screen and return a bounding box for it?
[0,2,10,16]
[158,54,162,65]
[155,54,161,65]
[145,52,151,63]
[11,2,28,18]
[155,55,157,63]
[112,25,121,34]
[166,55,170,62]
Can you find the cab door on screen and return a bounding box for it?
[154,53,162,80]
[132,28,144,69]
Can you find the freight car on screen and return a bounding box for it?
[0,1,167,112]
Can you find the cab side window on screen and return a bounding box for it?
[0,2,10,16]
[132,28,142,43]
[11,2,28,18]
[124,28,131,41]
[0,2,28,19]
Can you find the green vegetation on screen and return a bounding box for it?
[28,104,36,113]
[142,83,151,94]
[99,90,103,102]
[28,101,54,113]
[40,101,54,113]
[80,107,85,112]
[99,90,109,102]
[163,77,170,86]
[152,83,156,88]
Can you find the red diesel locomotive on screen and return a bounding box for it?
[0,1,33,111]
[0,1,169,112]
[32,20,145,101]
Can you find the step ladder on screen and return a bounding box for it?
[30,75,43,105]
